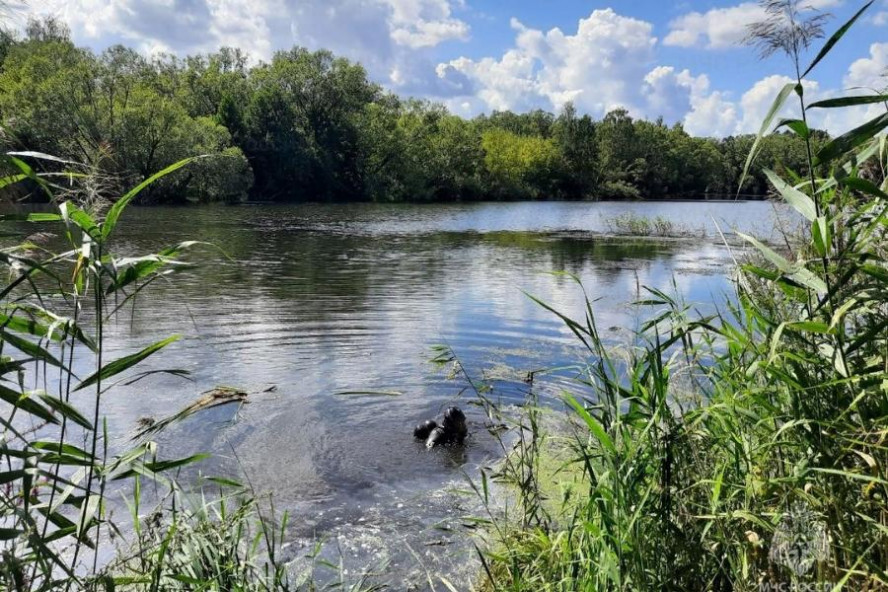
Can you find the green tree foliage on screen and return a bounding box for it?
[0,21,251,204]
[479,109,556,138]
[552,103,599,198]
[241,48,380,201]
[0,17,830,204]
[357,99,484,201]
[482,128,561,199]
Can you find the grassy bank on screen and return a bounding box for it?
[467,4,888,590]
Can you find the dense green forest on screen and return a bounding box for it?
[0,18,827,204]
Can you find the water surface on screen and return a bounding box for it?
[10,200,793,587]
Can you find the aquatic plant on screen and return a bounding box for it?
[0,155,300,591]
[604,212,686,237]
[471,3,888,590]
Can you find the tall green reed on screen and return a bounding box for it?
[0,153,294,591]
[472,3,888,590]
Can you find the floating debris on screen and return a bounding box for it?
[334,390,403,397]
[133,386,248,439]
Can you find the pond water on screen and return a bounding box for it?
[7,200,794,587]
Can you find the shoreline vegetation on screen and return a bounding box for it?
[468,2,888,591]
[1,18,831,207]
[1,1,887,592]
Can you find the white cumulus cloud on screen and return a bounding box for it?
[642,66,739,137]
[388,0,469,48]
[665,0,844,49]
[436,9,658,116]
[731,43,888,136]
[22,0,469,61]
[845,41,888,88]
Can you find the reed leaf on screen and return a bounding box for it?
[102,158,198,241]
[802,0,875,78]
[739,82,795,194]
[74,335,181,392]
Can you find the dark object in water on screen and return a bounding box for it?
[423,406,468,449]
[443,406,468,440]
[425,426,449,448]
[414,419,438,440]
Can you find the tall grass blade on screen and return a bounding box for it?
[802,0,874,78]
[739,82,795,194]
[763,169,816,221]
[808,94,888,109]
[102,158,197,240]
[814,112,888,165]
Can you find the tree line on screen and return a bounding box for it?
[0,18,827,204]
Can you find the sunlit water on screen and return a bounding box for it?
[5,200,794,588]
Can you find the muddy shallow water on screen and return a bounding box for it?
[4,200,794,588]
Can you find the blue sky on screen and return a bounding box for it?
[20,0,888,136]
